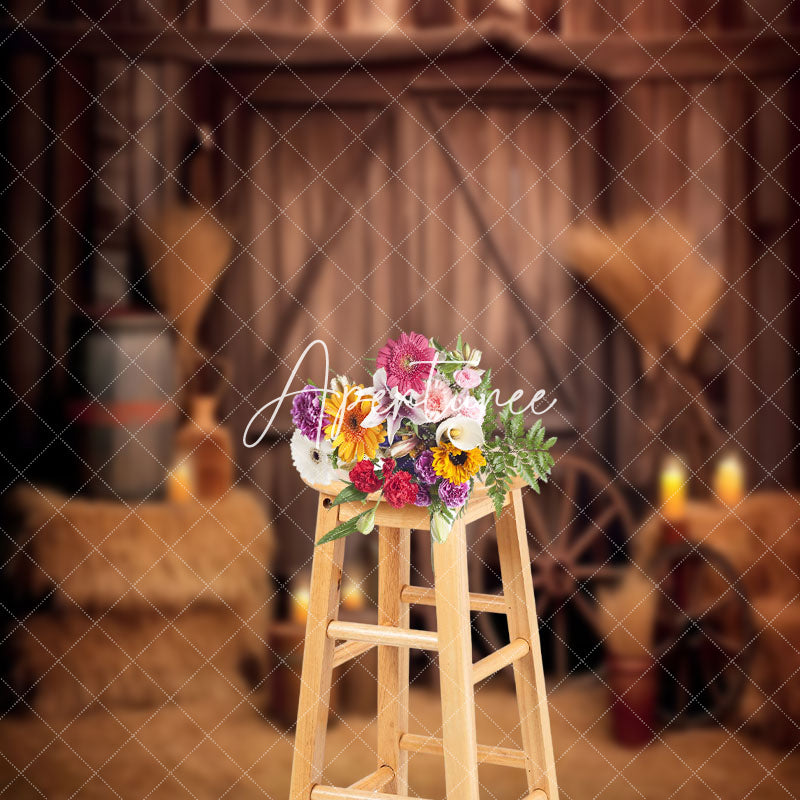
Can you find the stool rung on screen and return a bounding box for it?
[399,732,527,769]
[400,585,507,614]
[348,765,394,791]
[526,792,548,800]
[472,637,530,684]
[312,788,431,800]
[332,640,375,669]
[327,620,438,650]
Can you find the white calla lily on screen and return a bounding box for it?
[435,416,484,450]
[430,512,453,544]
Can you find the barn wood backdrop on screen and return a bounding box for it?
[1,1,798,571]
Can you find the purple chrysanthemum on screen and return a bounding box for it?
[413,484,431,507]
[438,479,470,509]
[414,450,437,485]
[291,385,329,440]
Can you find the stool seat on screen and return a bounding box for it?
[305,475,527,529]
[289,482,559,800]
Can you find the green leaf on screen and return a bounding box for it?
[489,484,505,516]
[482,406,498,439]
[476,368,493,398]
[330,484,369,507]
[519,464,536,488]
[543,436,557,450]
[316,513,370,545]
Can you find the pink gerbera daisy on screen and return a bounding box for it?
[376,332,436,395]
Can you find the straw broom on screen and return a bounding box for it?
[562,214,723,369]
[596,568,659,659]
[597,567,661,745]
[139,130,233,386]
[563,214,727,478]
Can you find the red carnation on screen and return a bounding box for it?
[381,458,396,479]
[349,459,383,493]
[383,471,418,509]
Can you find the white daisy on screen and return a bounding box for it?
[290,429,336,485]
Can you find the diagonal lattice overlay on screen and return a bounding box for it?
[0,0,799,799]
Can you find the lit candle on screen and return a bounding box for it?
[713,453,745,507]
[167,460,194,503]
[341,578,366,611]
[292,585,310,624]
[659,457,687,523]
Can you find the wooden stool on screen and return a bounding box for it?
[289,480,558,800]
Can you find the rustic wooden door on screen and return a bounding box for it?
[211,90,609,573]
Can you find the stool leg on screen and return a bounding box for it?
[496,488,559,800]
[377,526,410,793]
[289,497,346,800]
[433,518,480,800]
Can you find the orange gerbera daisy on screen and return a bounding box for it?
[324,385,384,463]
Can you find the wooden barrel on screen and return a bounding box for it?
[67,311,176,499]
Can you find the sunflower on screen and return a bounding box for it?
[431,442,486,484]
[324,385,384,463]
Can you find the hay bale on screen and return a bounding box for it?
[635,494,800,603]
[8,606,269,717]
[628,494,800,746]
[680,504,762,614]
[737,492,800,600]
[684,505,758,578]
[5,486,275,613]
[737,597,800,748]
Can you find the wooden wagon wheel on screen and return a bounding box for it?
[470,454,635,677]
[649,542,755,728]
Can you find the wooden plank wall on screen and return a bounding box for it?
[215,94,598,571]
[2,4,798,556]
[202,64,799,571]
[202,0,800,32]
[605,73,798,490]
[0,51,49,479]
[750,78,796,488]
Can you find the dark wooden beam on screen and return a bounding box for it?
[2,19,798,81]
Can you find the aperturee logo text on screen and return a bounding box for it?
[244,336,557,544]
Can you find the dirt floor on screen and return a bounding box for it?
[0,676,798,799]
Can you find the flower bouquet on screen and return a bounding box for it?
[289,333,556,545]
